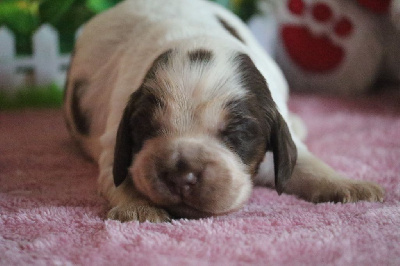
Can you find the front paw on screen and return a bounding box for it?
[311,179,385,204]
[107,204,171,223]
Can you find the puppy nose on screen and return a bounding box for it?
[164,172,198,197]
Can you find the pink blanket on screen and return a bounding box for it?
[1,92,399,265]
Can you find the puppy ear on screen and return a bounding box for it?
[112,87,160,187]
[234,52,297,193]
[112,50,171,187]
[113,102,134,187]
[269,113,297,194]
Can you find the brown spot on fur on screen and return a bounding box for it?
[217,16,245,43]
[71,79,90,136]
[63,49,75,103]
[188,49,213,64]
[145,49,173,80]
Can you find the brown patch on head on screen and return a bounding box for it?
[217,16,245,43]
[145,49,246,139]
[144,49,173,80]
[188,49,213,64]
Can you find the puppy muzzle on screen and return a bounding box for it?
[130,136,252,218]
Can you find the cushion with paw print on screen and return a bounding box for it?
[250,0,400,95]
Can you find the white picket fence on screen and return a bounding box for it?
[0,20,270,93]
[0,24,73,92]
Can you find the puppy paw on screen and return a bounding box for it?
[107,205,171,223]
[310,179,385,204]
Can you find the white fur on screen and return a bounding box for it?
[64,0,294,193]
[64,0,384,222]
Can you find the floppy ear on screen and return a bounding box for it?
[112,50,172,187]
[269,113,297,194]
[112,87,162,187]
[113,101,135,187]
[234,52,297,193]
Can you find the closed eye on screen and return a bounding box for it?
[222,120,257,144]
[220,116,262,159]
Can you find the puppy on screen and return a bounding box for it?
[64,0,384,222]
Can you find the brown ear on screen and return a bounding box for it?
[234,52,297,194]
[112,101,135,187]
[112,50,172,187]
[269,113,297,194]
[112,86,162,187]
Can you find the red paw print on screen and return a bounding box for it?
[356,0,391,14]
[282,0,354,72]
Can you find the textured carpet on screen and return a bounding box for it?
[1,92,399,265]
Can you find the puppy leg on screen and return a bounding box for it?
[98,150,171,223]
[106,180,171,223]
[288,113,307,142]
[283,150,385,203]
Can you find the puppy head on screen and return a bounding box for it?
[113,46,296,218]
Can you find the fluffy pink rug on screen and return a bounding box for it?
[1,92,399,265]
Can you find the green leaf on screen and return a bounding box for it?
[52,2,94,53]
[86,0,121,13]
[0,1,40,34]
[209,0,258,21]
[39,0,77,24]
[234,0,258,21]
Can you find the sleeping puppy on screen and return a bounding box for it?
[64,0,384,222]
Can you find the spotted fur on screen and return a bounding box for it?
[64,0,384,223]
